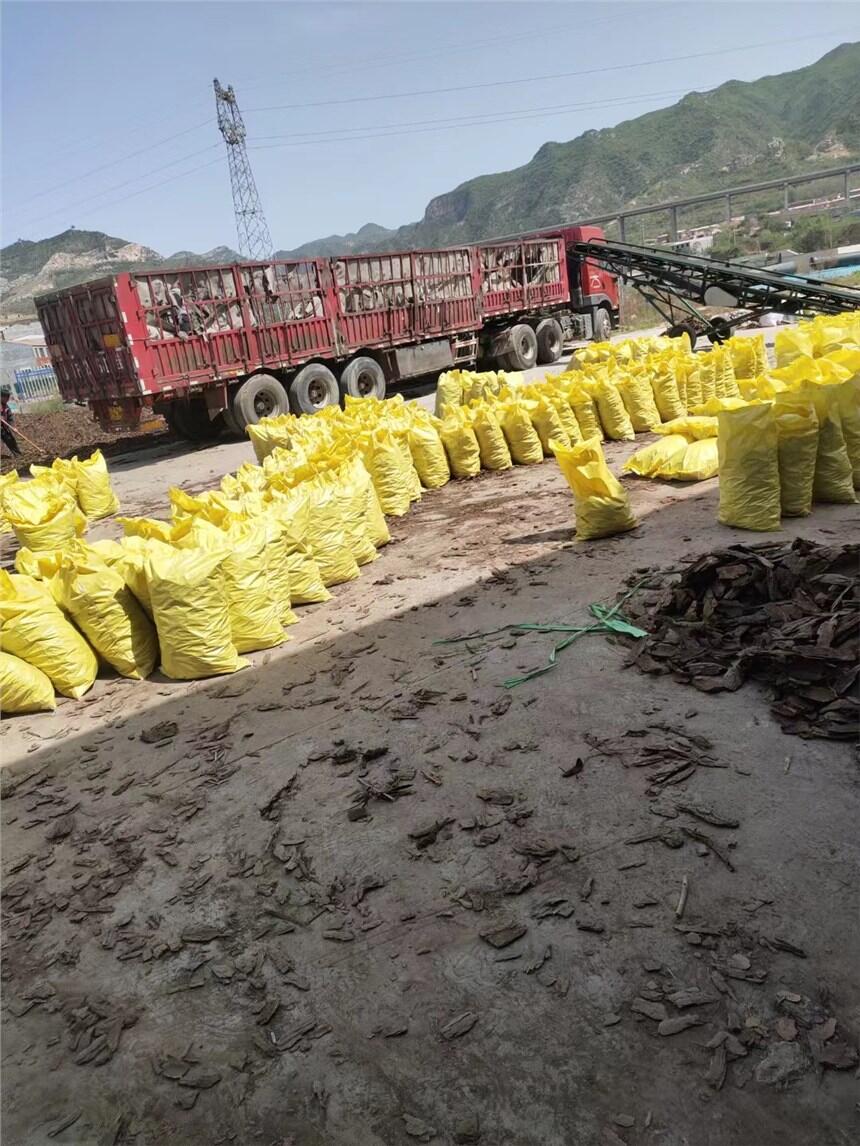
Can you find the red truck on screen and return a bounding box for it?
[35,224,619,440]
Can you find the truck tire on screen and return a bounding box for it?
[167,399,222,443]
[339,356,387,400]
[503,324,538,371]
[592,307,612,343]
[535,318,564,364]
[707,317,732,345]
[289,363,339,415]
[232,372,290,429]
[666,322,699,347]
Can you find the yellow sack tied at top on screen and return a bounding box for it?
[530,396,570,455]
[588,378,635,441]
[3,477,87,552]
[0,569,98,698]
[773,392,819,518]
[438,409,481,478]
[391,427,423,502]
[500,400,544,465]
[304,471,362,586]
[729,334,767,379]
[248,414,294,463]
[717,404,781,531]
[689,396,747,416]
[801,382,856,505]
[265,482,330,604]
[363,429,412,516]
[551,437,637,541]
[118,515,175,542]
[623,434,689,478]
[470,404,512,471]
[54,555,159,679]
[174,519,285,654]
[146,545,246,679]
[567,387,603,442]
[407,418,451,489]
[260,519,298,626]
[774,326,815,367]
[435,370,465,418]
[697,355,717,404]
[0,650,56,715]
[616,373,661,433]
[682,363,703,412]
[654,416,718,440]
[345,452,390,548]
[72,449,120,519]
[650,360,687,423]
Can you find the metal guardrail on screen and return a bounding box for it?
[13,365,60,403]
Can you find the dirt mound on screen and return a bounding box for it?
[1,404,168,473]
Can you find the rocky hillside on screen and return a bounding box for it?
[0,231,242,317]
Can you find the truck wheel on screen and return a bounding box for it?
[289,363,339,415]
[592,307,612,343]
[503,324,538,370]
[707,317,732,345]
[168,399,222,443]
[666,322,699,347]
[232,373,290,429]
[535,318,564,364]
[339,356,387,400]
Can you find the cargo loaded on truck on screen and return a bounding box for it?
[35,225,619,441]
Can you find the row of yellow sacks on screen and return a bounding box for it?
[0,449,120,545]
[0,446,393,713]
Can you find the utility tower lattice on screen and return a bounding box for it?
[214,79,273,261]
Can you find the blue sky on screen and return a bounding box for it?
[1,1,855,254]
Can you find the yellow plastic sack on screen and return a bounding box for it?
[72,449,119,519]
[0,650,56,715]
[471,405,512,471]
[552,437,637,541]
[0,470,18,534]
[115,536,155,616]
[663,438,720,482]
[260,519,297,625]
[364,429,412,516]
[655,416,718,440]
[550,393,583,444]
[146,545,245,679]
[266,483,331,604]
[407,419,451,488]
[717,405,781,531]
[54,559,158,679]
[697,356,717,404]
[530,397,570,455]
[684,365,703,411]
[3,479,87,552]
[248,415,294,462]
[774,326,814,367]
[347,454,390,547]
[729,335,767,379]
[439,411,481,478]
[177,520,285,654]
[334,458,377,566]
[616,374,661,432]
[568,388,603,442]
[501,401,544,465]
[435,371,464,418]
[801,383,856,505]
[773,393,819,517]
[118,516,175,542]
[650,361,686,422]
[590,379,635,441]
[826,377,860,488]
[0,569,98,698]
[304,472,362,586]
[392,430,423,502]
[689,396,747,416]
[623,434,689,478]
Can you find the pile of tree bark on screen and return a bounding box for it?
[622,538,858,741]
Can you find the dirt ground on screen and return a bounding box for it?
[2,402,858,1145]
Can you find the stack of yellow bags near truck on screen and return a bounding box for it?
[2,313,858,713]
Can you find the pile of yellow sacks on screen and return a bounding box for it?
[2,313,858,715]
[0,449,120,547]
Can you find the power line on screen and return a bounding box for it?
[246,87,703,147]
[22,119,215,206]
[245,30,853,114]
[11,145,221,230]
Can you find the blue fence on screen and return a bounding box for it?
[13,366,60,403]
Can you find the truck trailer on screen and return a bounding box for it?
[34,225,618,440]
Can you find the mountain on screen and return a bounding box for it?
[276,41,860,255]
[2,43,858,315]
[0,230,242,317]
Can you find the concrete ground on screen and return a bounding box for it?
[2,338,858,1146]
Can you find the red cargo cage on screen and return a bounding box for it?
[477,236,568,316]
